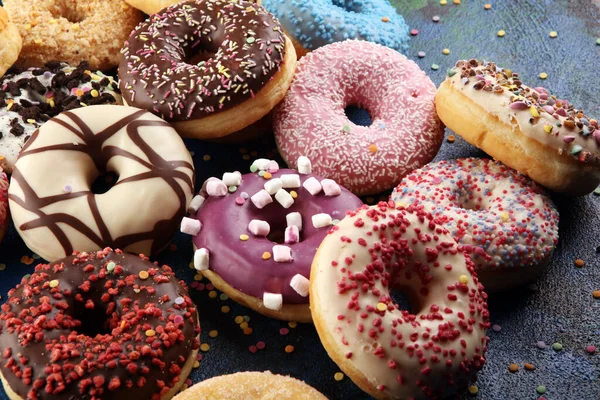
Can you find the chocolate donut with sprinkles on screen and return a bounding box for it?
[310,202,490,399]
[0,248,200,400]
[182,157,363,322]
[391,158,559,291]
[119,0,297,140]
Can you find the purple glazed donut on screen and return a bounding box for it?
[183,158,363,322]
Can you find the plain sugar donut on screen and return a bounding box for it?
[0,6,22,78]
[391,158,559,291]
[3,0,143,71]
[310,202,490,399]
[8,105,195,262]
[274,40,444,195]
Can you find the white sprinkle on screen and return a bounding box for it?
[302,177,322,195]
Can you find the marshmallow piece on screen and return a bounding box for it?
[312,213,332,228]
[285,225,300,244]
[273,245,293,262]
[263,292,283,311]
[253,158,271,171]
[222,172,242,187]
[248,220,270,236]
[187,195,205,214]
[194,248,210,271]
[281,174,301,188]
[267,160,280,173]
[297,156,312,174]
[286,212,302,231]
[290,274,310,297]
[321,179,341,196]
[181,217,202,235]
[206,179,228,196]
[275,189,294,208]
[251,190,273,209]
[264,178,283,195]
[302,177,322,195]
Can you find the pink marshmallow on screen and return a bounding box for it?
[284,225,300,244]
[251,189,273,209]
[267,160,280,173]
[273,245,293,262]
[321,179,341,196]
[290,274,310,297]
[248,220,270,236]
[206,179,228,196]
[180,217,202,235]
[302,177,322,195]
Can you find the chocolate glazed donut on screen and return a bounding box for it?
[0,248,201,400]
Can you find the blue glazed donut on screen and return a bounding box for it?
[261,0,410,55]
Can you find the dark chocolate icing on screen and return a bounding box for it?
[118,0,287,122]
[0,248,200,400]
[193,169,363,304]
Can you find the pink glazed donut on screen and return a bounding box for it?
[0,168,7,243]
[273,40,444,195]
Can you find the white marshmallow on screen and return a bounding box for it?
[248,220,270,236]
[264,178,283,195]
[263,292,283,311]
[302,177,322,195]
[273,245,293,262]
[281,174,301,188]
[286,212,302,231]
[312,213,332,228]
[275,189,294,208]
[251,190,273,209]
[194,248,210,271]
[180,217,202,235]
[206,179,228,196]
[253,158,271,171]
[222,172,242,186]
[321,179,341,196]
[290,274,310,297]
[201,177,219,192]
[284,225,299,244]
[187,195,205,214]
[297,156,312,174]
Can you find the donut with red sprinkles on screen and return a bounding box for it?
[391,158,559,291]
[0,248,200,400]
[310,202,490,400]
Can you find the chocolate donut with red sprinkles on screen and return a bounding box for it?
[0,248,200,400]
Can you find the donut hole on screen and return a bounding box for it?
[344,105,373,127]
[184,49,218,65]
[91,171,119,195]
[72,302,111,337]
[267,229,286,244]
[181,39,220,65]
[390,289,414,314]
[49,3,85,23]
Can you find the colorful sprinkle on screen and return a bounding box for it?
[334,372,344,381]
[552,342,563,351]
[376,302,387,312]
[410,29,419,36]
[440,0,447,4]
[381,17,389,23]
[221,306,230,313]
[175,296,185,305]
[106,262,116,272]
[49,280,59,288]
[549,31,557,38]
[536,385,546,395]
[509,363,519,372]
[468,385,479,395]
[433,16,441,23]
[418,51,426,58]
[369,144,378,153]
[459,275,469,284]
[200,343,210,352]
[262,252,272,260]
[447,134,456,142]
[492,324,501,332]
[539,72,548,80]
[537,341,546,349]
[145,329,156,337]
[497,30,505,37]
[285,345,295,353]
[431,64,440,70]
[484,3,492,9]
[288,321,298,328]
[240,234,249,241]
[280,328,289,336]
[575,259,585,267]
[586,345,596,354]
[593,290,600,299]
[209,330,218,338]
[138,270,149,279]
[442,48,450,55]
[256,341,266,350]
[525,363,535,371]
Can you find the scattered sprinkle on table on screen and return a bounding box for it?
[433,15,440,22]
[288,321,298,328]
[539,72,548,80]
[497,30,506,37]
[249,345,257,353]
[410,29,419,36]
[235,316,244,324]
[509,363,519,372]
[593,290,600,299]
[280,328,289,336]
[492,324,501,332]
[203,154,211,161]
[334,372,345,381]
[597,38,600,45]
[200,343,210,352]
[586,345,596,354]
[208,290,217,299]
[285,345,295,353]
[536,385,547,395]
[209,330,218,338]
[552,342,563,351]
[442,48,450,55]
[0,264,5,271]
[525,363,536,371]
[418,51,426,58]
[549,31,557,38]
[256,341,266,350]
[484,3,492,9]
[453,0,461,4]
[468,385,479,395]
[574,258,585,267]
[537,341,546,349]
[221,305,230,313]
[447,134,456,143]
[594,187,600,195]
[440,0,447,4]
[193,360,200,368]
[431,64,440,70]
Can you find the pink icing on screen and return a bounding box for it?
[273,40,444,195]
[0,169,7,235]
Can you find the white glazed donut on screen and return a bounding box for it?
[310,202,490,400]
[8,105,195,262]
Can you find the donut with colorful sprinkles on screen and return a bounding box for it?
[0,248,201,400]
[183,157,363,322]
[261,0,410,57]
[391,158,559,291]
[310,202,490,400]
[437,59,600,196]
[274,40,444,195]
[118,0,297,140]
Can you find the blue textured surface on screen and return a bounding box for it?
[261,0,410,53]
[1,1,600,399]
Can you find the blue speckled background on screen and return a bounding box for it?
[0,0,600,399]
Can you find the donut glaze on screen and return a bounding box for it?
[391,158,559,290]
[0,248,200,400]
[0,62,122,173]
[261,0,410,54]
[274,40,444,195]
[192,166,363,305]
[310,202,490,399]
[119,0,287,122]
[8,105,194,262]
